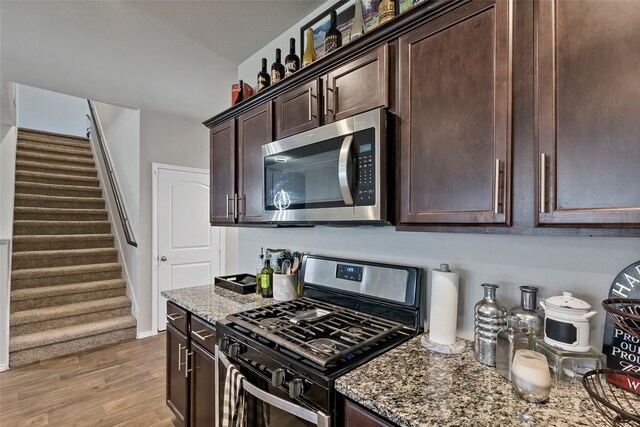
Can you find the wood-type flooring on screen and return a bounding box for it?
[0,333,177,426]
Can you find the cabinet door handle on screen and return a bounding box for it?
[324,84,328,117]
[540,153,546,213]
[494,158,501,214]
[333,86,338,119]
[178,343,184,372]
[240,194,246,217]
[166,313,183,321]
[185,350,193,378]
[308,88,312,122]
[226,193,231,218]
[233,193,239,219]
[192,329,214,341]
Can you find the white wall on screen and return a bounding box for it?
[16,84,89,137]
[235,227,640,350]
[136,110,210,333]
[93,102,141,232]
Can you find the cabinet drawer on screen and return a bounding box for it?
[166,301,188,334]
[344,399,394,427]
[274,79,320,139]
[190,315,217,354]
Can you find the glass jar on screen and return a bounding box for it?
[496,315,529,381]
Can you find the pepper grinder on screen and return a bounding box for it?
[474,283,507,366]
[510,286,544,345]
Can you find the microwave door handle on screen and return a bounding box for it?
[338,135,354,206]
[218,351,330,427]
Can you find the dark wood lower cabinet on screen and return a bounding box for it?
[190,342,217,427]
[166,324,189,425]
[343,397,395,427]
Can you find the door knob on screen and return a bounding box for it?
[160,256,167,261]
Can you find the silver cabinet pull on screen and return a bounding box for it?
[192,329,213,341]
[233,193,239,219]
[338,135,354,206]
[324,84,328,117]
[494,158,501,214]
[167,313,183,321]
[308,87,312,122]
[178,343,184,372]
[226,193,231,218]
[333,86,338,118]
[540,153,546,213]
[185,350,193,378]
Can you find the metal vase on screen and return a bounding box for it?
[474,283,507,366]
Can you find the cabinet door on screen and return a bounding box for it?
[189,342,216,427]
[237,102,272,223]
[398,0,512,226]
[274,79,319,139]
[344,399,393,427]
[210,119,236,225]
[325,45,388,123]
[536,0,640,227]
[166,324,189,425]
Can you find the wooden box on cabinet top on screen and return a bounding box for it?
[535,0,640,227]
[398,0,512,226]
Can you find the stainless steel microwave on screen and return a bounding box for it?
[262,108,389,224]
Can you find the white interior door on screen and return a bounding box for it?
[157,166,220,331]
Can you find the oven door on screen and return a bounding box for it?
[262,108,385,223]
[215,346,330,427]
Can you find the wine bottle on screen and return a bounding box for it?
[351,0,365,41]
[284,38,300,78]
[261,259,274,298]
[257,58,271,92]
[302,27,316,68]
[271,48,285,84]
[379,0,395,25]
[324,10,342,54]
[236,80,244,104]
[255,247,265,295]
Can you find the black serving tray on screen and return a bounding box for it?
[214,274,257,294]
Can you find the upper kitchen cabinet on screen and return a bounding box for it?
[274,79,319,140]
[209,103,272,225]
[209,119,235,225]
[398,0,512,226]
[535,0,640,227]
[324,44,389,123]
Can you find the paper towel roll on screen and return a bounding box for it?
[428,265,460,345]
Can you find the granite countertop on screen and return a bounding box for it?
[161,284,274,324]
[336,337,607,427]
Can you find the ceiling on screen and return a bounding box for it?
[0,0,325,121]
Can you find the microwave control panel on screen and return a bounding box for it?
[354,128,376,206]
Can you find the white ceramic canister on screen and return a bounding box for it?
[539,291,597,352]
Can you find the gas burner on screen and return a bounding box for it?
[346,327,364,337]
[307,338,341,356]
[259,318,285,330]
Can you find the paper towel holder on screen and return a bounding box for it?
[421,263,466,355]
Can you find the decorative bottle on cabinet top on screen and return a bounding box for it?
[351,0,365,41]
[271,49,285,84]
[474,283,507,366]
[257,58,271,92]
[324,10,342,54]
[284,38,300,77]
[302,27,316,68]
[379,0,395,25]
[510,286,544,342]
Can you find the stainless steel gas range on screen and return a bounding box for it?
[215,255,424,426]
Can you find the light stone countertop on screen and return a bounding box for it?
[161,284,274,324]
[336,337,607,427]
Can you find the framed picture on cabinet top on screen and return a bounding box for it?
[399,0,425,15]
[300,0,353,61]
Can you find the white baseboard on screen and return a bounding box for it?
[137,330,158,339]
[0,363,8,372]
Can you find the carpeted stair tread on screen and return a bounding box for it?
[15,170,100,187]
[15,181,102,198]
[13,220,112,235]
[16,150,96,167]
[12,234,114,252]
[18,135,90,149]
[15,193,105,209]
[13,206,109,221]
[16,160,97,178]
[19,128,90,141]
[10,279,126,302]
[12,247,118,270]
[11,262,121,281]
[9,315,137,353]
[17,140,93,157]
[10,296,131,326]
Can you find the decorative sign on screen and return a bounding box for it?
[602,261,640,395]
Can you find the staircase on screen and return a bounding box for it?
[9,128,136,367]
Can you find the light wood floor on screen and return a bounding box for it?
[0,333,179,426]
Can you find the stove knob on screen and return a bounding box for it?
[288,378,305,399]
[220,336,230,351]
[228,342,241,358]
[271,368,285,387]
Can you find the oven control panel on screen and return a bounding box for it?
[336,264,363,282]
[354,128,376,206]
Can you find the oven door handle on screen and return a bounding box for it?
[338,134,354,206]
[218,350,330,427]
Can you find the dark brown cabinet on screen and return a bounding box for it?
[535,0,640,227]
[165,302,218,427]
[274,79,320,139]
[209,119,236,225]
[398,0,512,226]
[343,398,394,427]
[325,44,389,123]
[210,103,272,225]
